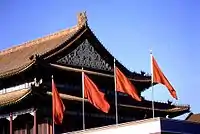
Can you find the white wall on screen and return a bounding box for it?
[68,118,161,134]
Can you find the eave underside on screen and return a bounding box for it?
[0,89,190,119]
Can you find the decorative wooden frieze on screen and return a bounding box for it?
[0,108,34,119]
[57,39,112,71]
[0,82,33,95]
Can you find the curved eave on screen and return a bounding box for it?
[0,60,36,79]
[119,104,190,115]
[0,15,87,80]
[46,92,190,117]
[0,89,32,107]
[41,25,87,61]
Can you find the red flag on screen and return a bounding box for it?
[115,67,141,101]
[152,56,178,100]
[52,78,65,124]
[84,73,110,113]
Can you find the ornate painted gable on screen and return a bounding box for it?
[56,39,113,71]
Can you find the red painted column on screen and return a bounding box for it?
[42,123,44,134]
[50,120,52,134]
[34,110,37,134]
[25,124,28,134]
[47,119,49,134]
[10,113,13,134]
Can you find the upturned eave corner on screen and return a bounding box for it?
[0,89,32,108]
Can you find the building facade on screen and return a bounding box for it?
[0,12,190,134]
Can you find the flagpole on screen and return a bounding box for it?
[150,50,155,118]
[51,75,55,134]
[81,68,85,130]
[114,58,118,124]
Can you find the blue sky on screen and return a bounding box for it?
[1,1,200,116]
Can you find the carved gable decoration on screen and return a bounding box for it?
[57,39,112,71]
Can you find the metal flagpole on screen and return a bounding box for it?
[114,58,118,124]
[52,75,55,134]
[150,50,155,118]
[81,68,85,130]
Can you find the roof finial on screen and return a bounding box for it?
[77,11,87,27]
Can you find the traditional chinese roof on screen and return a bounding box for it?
[0,17,84,78]
[0,12,151,85]
[0,89,82,107]
[185,113,200,123]
[0,89,31,106]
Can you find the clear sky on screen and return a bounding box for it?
[1,0,200,116]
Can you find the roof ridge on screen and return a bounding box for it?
[0,25,78,56]
[144,99,190,108]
